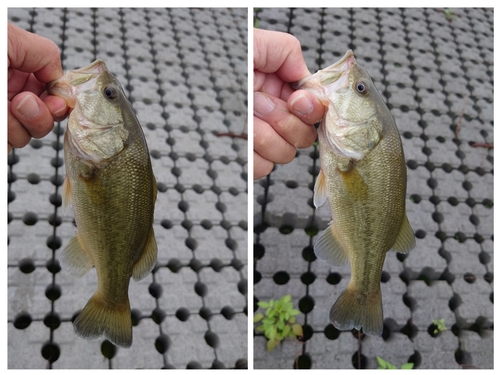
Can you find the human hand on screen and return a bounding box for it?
[254,28,325,179]
[8,23,70,153]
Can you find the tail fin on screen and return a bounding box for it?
[73,293,132,348]
[329,285,383,336]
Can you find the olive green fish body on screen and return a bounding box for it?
[48,60,157,348]
[297,50,415,335]
[318,121,409,335]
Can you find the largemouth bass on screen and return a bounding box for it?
[47,60,157,348]
[295,50,415,336]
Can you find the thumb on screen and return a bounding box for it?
[10,92,56,139]
[287,90,326,125]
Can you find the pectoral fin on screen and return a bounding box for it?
[60,234,93,277]
[391,215,416,253]
[313,169,327,208]
[314,221,349,267]
[132,229,158,281]
[62,175,72,207]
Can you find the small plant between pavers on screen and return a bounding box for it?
[254,294,303,351]
[442,8,458,22]
[377,356,414,370]
[254,8,260,28]
[432,318,447,335]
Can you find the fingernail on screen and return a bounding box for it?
[16,94,40,119]
[52,99,68,115]
[290,94,313,115]
[254,92,275,116]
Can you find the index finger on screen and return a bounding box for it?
[254,29,311,83]
[8,23,63,83]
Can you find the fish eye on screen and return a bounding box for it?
[103,86,118,100]
[354,81,369,95]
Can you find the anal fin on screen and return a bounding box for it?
[60,234,93,277]
[132,228,158,281]
[391,215,416,253]
[314,221,349,267]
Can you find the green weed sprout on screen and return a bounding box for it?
[254,8,260,28]
[432,318,447,334]
[443,8,457,22]
[254,294,303,351]
[377,356,414,369]
[436,8,458,23]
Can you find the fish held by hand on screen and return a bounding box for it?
[47,60,157,348]
[295,50,415,336]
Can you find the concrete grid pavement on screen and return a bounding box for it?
[253,8,493,369]
[8,8,247,369]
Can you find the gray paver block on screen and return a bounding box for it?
[162,315,214,368]
[453,278,493,323]
[414,331,460,369]
[257,228,312,275]
[381,277,412,327]
[305,333,359,369]
[408,281,455,329]
[446,239,489,277]
[404,236,447,272]
[459,330,493,369]
[363,333,415,369]
[254,336,304,369]
[8,322,55,369]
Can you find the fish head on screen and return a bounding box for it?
[295,51,385,160]
[47,60,131,163]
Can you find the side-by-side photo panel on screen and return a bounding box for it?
[253,8,492,369]
[8,8,247,369]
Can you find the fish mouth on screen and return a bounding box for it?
[325,50,355,71]
[315,50,355,89]
[292,50,355,94]
[46,59,109,108]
